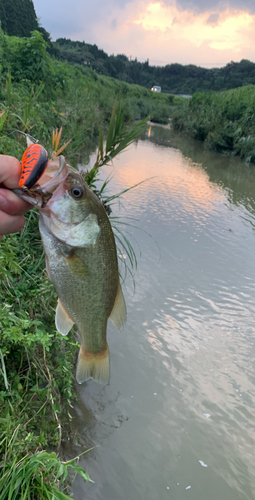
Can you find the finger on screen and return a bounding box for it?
[0,188,31,215]
[0,212,26,237]
[0,155,22,188]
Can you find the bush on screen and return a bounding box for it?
[172,85,255,163]
[2,31,51,83]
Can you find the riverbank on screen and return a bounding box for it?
[0,31,180,162]
[171,85,255,164]
[0,30,182,497]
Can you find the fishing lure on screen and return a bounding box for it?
[19,144,49,190]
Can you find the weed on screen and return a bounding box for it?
[172,86,255,162]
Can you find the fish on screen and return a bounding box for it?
[15,156,126,384]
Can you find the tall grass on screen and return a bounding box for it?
[0,444,92,500]
[172,85,255,163]
[0,210,92,496]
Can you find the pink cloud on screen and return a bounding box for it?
[33,0,255,67]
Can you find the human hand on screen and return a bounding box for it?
[0,155,31,242]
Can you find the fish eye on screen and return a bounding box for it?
[70,185,84,199]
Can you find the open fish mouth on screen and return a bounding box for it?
[14,156,69,208]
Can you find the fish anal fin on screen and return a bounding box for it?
[109,281,127,331]
[76,345,109,384]
[55,298,74,336]
[64,253,89,280]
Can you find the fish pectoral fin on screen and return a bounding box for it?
[76,345,109,384]
[55,299,74,336]
[109,281,127,331]
[63,253,89,280]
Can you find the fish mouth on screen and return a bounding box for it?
[14,156,69,208]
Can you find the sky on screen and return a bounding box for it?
[33,0,255,68]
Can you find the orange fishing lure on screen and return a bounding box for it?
[19,144,48,189]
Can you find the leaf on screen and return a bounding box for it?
[86,101,148,185]
[67,462,93,483]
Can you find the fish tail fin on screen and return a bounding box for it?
[76,345,109,385]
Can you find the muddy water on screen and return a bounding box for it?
[69,124,255,500]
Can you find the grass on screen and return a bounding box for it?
[0,444,92,500]
[172,85,255,163]
[0,210,91,497]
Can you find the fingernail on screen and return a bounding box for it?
[0,194,8,208]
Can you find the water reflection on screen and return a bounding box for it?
[145,124,255,219]
[70,124,255,500]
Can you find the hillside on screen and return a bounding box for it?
[53,38,255,95]
[1,0,255,96]
[0,29,176,161]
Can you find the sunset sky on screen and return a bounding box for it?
[33,0,255,68]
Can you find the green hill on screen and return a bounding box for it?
[1,0,255,165]
[1,0,255,95]
[53,38,255,95]
[0,29,175,161]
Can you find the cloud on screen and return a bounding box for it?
[33,0,137,40]
[167,0,255,15]
[132,2,255,50]
[33,0,255,67]
[206,13,220,24]
[111,18,118,30]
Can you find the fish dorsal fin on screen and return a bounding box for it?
[109,281,127,331]
[64,253,89,280]
[55,298,74,336]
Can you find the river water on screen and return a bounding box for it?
[69,123,255,500]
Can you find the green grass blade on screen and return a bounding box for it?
[0,349,8,390]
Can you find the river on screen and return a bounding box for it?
[68,123,255,500]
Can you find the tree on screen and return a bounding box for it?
[0,0,40,37]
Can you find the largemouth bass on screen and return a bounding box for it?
[15,156,126,384]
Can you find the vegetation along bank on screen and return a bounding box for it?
[53,39,255,95]
[172,86,255,164]
[0,29,179,497]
